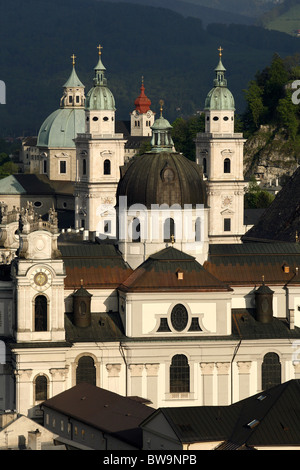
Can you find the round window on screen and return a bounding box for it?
[171,304,188,332]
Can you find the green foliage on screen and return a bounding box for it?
[0,160,19,178]
[242,52,300,139]
[171,114,205,161]
[244,176,275,209]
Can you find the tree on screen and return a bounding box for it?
[244,80,266,128]
[171,114,204,161]
[276,92,299,140]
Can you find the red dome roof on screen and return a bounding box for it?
[134,81,151,114]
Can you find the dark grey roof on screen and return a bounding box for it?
[232,309,300,340]
[65,312,125,343]
[243,167,300,243]
[144,380,300,448]
[42,382,155,449]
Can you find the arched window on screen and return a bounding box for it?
[76,356,96,386]
[35,375,48,401]
[195,217,201,242]
[131,218,140,242]
[164,218,175,242]
[82,158,86,175]
[262,352,281,390]
[34,295,47,332]
[224,158,231,173]
[104,159,111,175]
[170,354,190,393]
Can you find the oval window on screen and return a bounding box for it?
[223,116,229,121]
[34,201,42,207]
[103,116,109,121]
[213,116,219,121]
[171,304,188,332]
[92,116,98,121]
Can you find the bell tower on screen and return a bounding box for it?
[130,77,155,137]
[74,45,126,238]
[196,48,246,244]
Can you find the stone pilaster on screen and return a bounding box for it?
[145,364,159,408]
[200,362,214,406]
[216,362,230,405]
[237,361,252,401]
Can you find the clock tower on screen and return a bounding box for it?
[11,205,66,343]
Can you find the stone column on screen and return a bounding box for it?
[106,364,122,394]
[237,361,252,401]
[200,363,214,406]
[216,362,230,405]
[145,364,159,408]
[128,364,144,398]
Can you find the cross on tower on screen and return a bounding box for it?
[97,44,103,56]
[71,54,76,66]
[218,46,223,57]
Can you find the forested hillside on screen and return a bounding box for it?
[241,53,300,180]
[0,0,299,137]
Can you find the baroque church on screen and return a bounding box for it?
[1,46,300,422]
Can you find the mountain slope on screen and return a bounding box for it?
[0,0,299,136]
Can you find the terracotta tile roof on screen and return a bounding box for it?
[119,246,232,292]
[59,242,133,289]
[204,243,300,286]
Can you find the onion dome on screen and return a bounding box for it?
[204,47,235,111]
[117,104,206,208]
[85,45,115,111]
[134,77,151,114]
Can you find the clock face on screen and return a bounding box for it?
[30,268,52,291]
[146,111,152,118]
[34,272,48,286]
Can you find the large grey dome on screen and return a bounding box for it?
[117,151,206,209]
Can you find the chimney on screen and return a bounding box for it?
[28,429,41,450]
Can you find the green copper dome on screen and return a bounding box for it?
[204,57,235,111]
[85,54,116,111]
[37,108,85,148]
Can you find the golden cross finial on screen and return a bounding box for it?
[171,234,175,245]
[97,44,103,56]
[71,54,76,66]
[218,46,223,58]
[80,279,83,286]
[262,275,265,283]
[159,99,164,116]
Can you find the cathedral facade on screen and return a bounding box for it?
[1,48,300,422]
